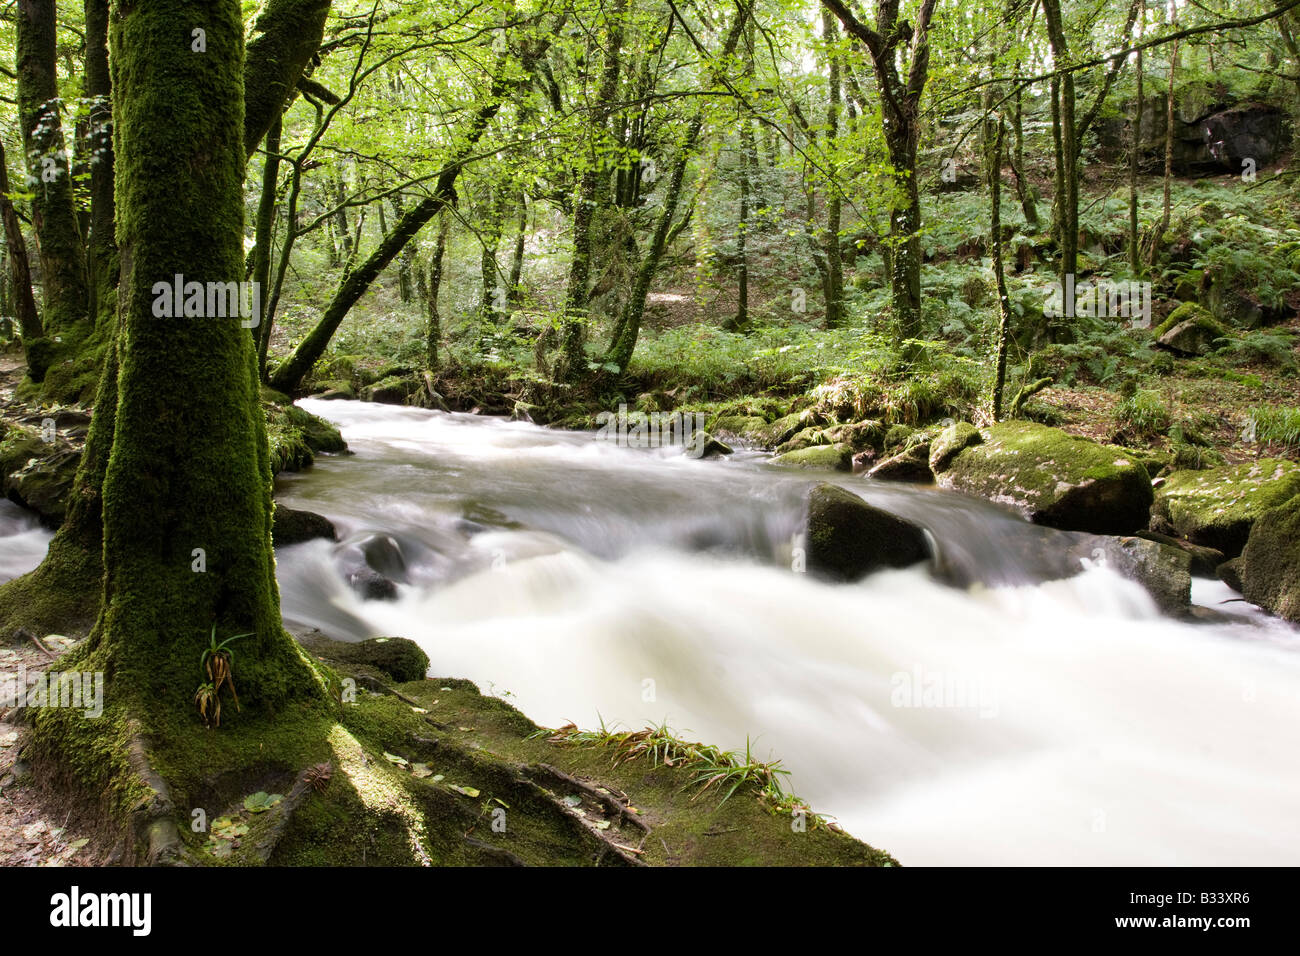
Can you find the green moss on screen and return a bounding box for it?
[1154,459,1300,556]
[939,421,1153,534]
[1240,495,1300,623]
[771,443,852,471]
[928,421,981,473]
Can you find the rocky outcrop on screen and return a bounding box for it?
[1239,495,1300,623]
[934,421,1153,535]
[804,483,930,581]
[1151,459,1300,557]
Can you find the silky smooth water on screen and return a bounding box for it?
[4,400,1297,864]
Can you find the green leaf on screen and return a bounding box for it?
[243,791,283,813]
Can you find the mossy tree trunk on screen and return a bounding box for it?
[0,0,333,641]
[821,10,843,329]
[85,0,119,331]
[17,0,90,375]
[77,0,321,719]
[821,0,937,347]
[0,139,43,341]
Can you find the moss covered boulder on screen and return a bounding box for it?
[936,421,1154,535]
[805,483,930,580]
[772,443,852,471]
[1152,459,1300,557]
[708,415,767,441]
[1154,303,1226,356]
[1239,495,1300,622]
[266,403,348,474]
[0,424,81,527]
[272,505,337,546]
[929,421,982,473]
[866,443,933,483]
[362,374,422,405]
[329,637,431,683]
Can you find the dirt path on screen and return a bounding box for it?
[0,635,109,866]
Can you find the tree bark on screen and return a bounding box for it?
[84,0,118,330]
[0,140,43,342]
[76,0,320,718]
[243,0,333,157]
[17,0,90,366]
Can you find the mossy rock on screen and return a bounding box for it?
[1240,494,1300,623]
[272,506,337,546]
[821,420,885,452]
[938,421,1154,535]
[362,374,421,405]
[1154,303,1226,356]
[929,421,982,473]
[330,637,431,683]
[867,443,933,483]
[311,380,357,401]
[754,411,810,448]
[0,424,81,527]
[708,415,767,441]
[882,423,914,451]
[771,443,852,471]
[805,483,930,581]
[775,426,830,455]
[265,403,347,474]
[1153,459,1300,557]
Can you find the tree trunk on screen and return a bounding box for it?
[507,194,527,309]
[822,10,844,329]
[83,0,319,716]
[17,0,89,370]
[252,116,283,377]
[1129,35,1143,274]
[84,0,118,330]
[987,119,1012,421]
[1150,36,1179,265]
[424,210,449,372]
[243,0,332,157]
[556,0,628,381]
[0,140,43,342]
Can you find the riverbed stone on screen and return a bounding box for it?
[936,421,1154,534]
[1151,459,1300,557]
[1135,530,1225,578]
[272,506,337,546]
[805,483,930,580]
[328,636,430,682]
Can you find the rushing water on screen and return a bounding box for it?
[4,399,1298,865]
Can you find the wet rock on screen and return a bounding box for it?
[1240,494,1300,623]
[687,431,733,459]
[362,374,421,405]
[272,506,337,546]
[1151,459,1300,557]
[805,482,930,581]
[360,533,409,583]
[0,424,80,528]
[1135,530,1225,578]
[347,567,398,601]
[937,421,1153,535]
[1217,556,1244,593]
[772,443,852,471]
[1064,534,1192,616]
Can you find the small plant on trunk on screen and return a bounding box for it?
[195,627,251,728]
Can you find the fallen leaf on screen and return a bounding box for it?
[450,785,480,798]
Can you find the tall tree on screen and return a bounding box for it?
[16,0,90,376]
[820,0,940,346]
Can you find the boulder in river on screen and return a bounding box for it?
[935,421,1154,535]
[0,423,80,527]
[1065,534,1192,616]
[1151,459,1300,557]
[1135,530,1225,578]
[1239,494,1300,623]
[772,443,852,471]
[805,482,930,581]
[272,505,337,546]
